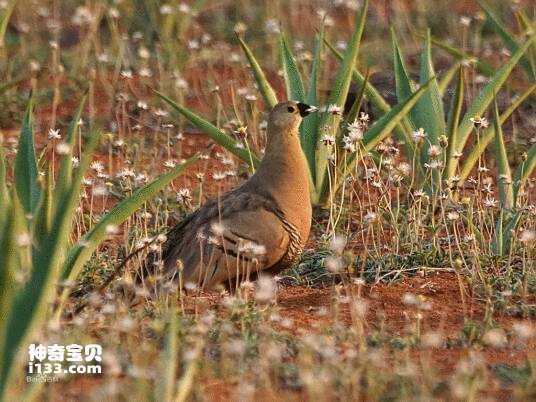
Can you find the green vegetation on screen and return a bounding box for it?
[0,0,534,400]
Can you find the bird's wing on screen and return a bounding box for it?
[156,191,291,289]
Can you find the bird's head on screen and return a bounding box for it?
[268,101,315,132]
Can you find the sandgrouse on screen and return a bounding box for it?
[140,101,313,290]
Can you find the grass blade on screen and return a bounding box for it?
[513,143,536,204]
[0,195,28,399]
[336,79,434,188]
[14,98,41,216]
[492,211,521,256]
[315,0,368,194]
[1,132,100,399]
[0,0,16,50]
[157,313,178,402]
[61,153,199,282]
[237,34,278,108]
[280,33,305,102]
[438,62,460,97]
[493,97,514,209]
[325,39,417,162]
[444,66,464,182]
[459,84,535,184]
[392,29,415,109]
[413,30,446,171]
[362,78,434,153]
[446,36,534,179]
[326,79,434,199]
[300,26,324,180]
[493,209,504,256]
[0,202,18,397]
[55,95,87,199]
[479,0,535,80]
[346,69,370,125]
[33,161,54,243]
[0,145,9,230]
[430,36,494,76]
[156,91,260,167]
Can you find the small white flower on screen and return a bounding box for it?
[48,128,61,139]
[427,145,442,158]
[16,232,32,247]
[118,168,135,179]
[159,4,173,15]
[325,256,343,273]
[470,116,489,129]
[105,225,119,235]
[90,161,104,172]
[412,128,427,143]
[251,244,266,256]
[176,188,192,205]
[459,16,471,27]
[329,235,347,255]
[210,221,226,236]
[447,211,460,221]
[512,322,534,339]
[139,68,152,78]
[97,53,110,63]
[519,229,536,243]
[421,332,444,348]
[154,108,168,117]
[414,189,426,198]
[265,19,280,34]
[363,211,377,224]
[187,39,200,50]
[346,119,363,141]
[55,143,70,155]
[255,276,276,303]
[327,104,342,115]
[178,3,191,14]
[29,60,40,72]
[72,6,93,25]
[343,142,356,152]
[212,171,226,180]
[424,160,443,170]
[482,328,507,348]
[234,21,247,34]
[93,185,108,196]
[138,46,150,59]
[108,7,120,19]
[322,135,335,146]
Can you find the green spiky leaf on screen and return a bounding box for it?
[14,98,41,216]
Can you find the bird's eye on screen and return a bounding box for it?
[287,106,295,113]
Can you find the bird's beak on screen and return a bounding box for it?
[297,102,317,117]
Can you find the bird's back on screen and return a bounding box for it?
[140,185,302,290]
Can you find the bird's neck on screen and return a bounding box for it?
[250,132,310,209]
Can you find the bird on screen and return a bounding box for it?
[138,101,314,291]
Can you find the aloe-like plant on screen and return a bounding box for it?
[479,0,535,81]
[0,0,16,52]
[0,97,198,398]
[154,0,440,205]
[387,29,535,189]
